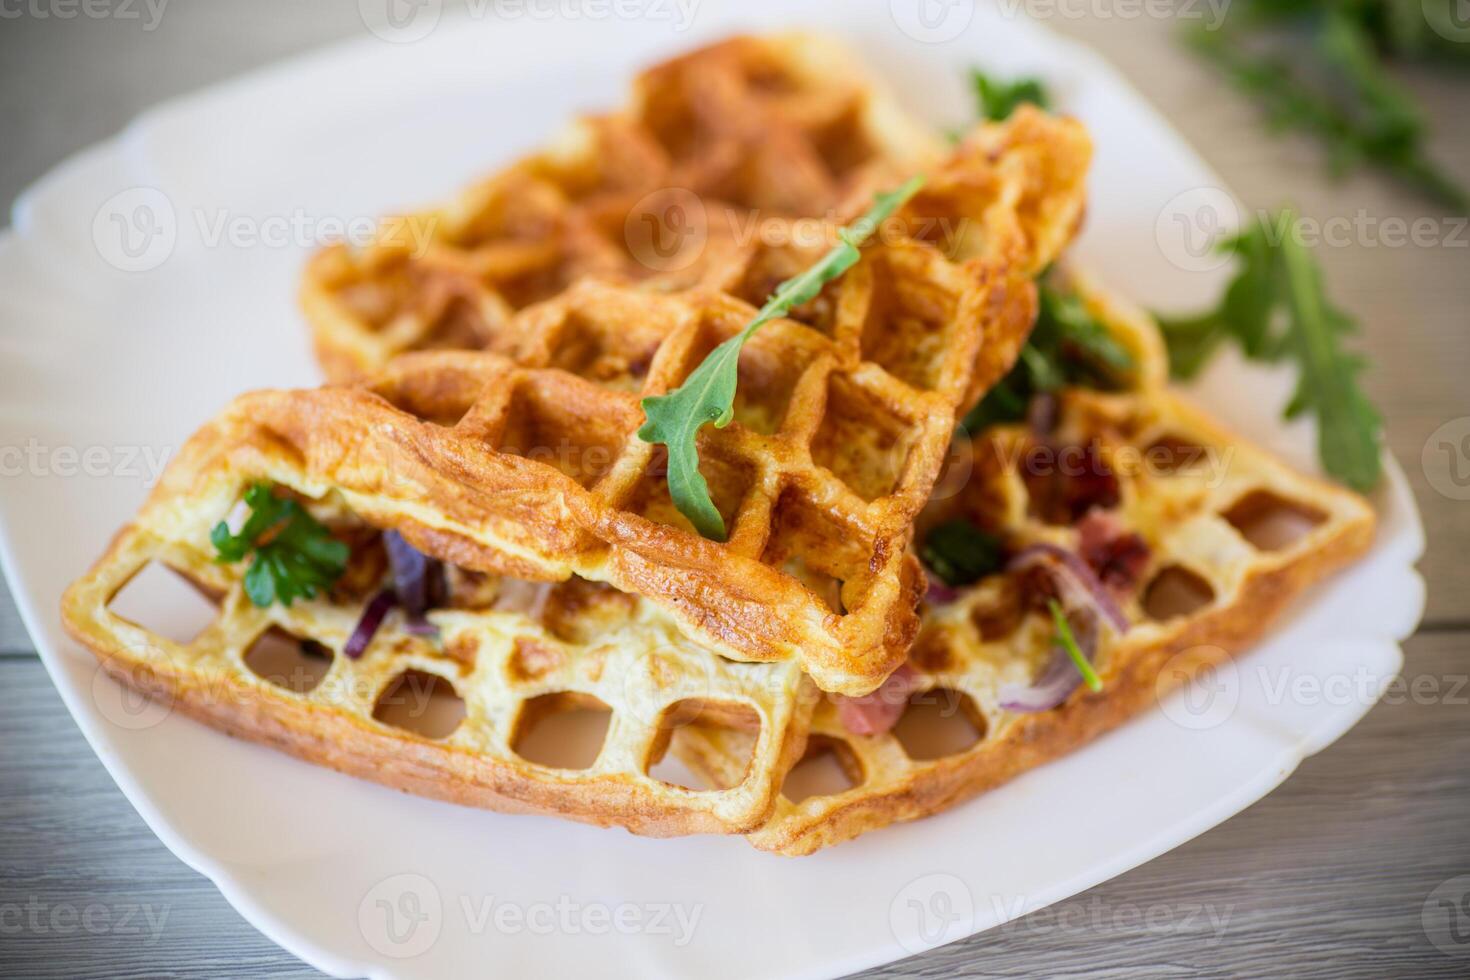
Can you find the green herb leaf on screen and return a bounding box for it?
[212,482,349,607]
[920,520,1004,587]
[1156,210,1383,492]
[637,176,926,539]
[1275,213,1384,492]
[1187,15,1467,210]
[963,280,1136,432]
[1048,598,1102,693]
[971,68,1051,122]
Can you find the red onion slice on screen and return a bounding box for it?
[384,529,443,638]
[925,572,961,606]
[1008,543,1129,634]
[344,588,397,659]
[836,663,917,736]
[998,609,1099,713]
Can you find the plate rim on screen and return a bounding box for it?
[0,8,1428,979]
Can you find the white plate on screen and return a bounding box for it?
[0,3,1425,978]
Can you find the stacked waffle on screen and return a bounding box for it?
[62,35,1373,852]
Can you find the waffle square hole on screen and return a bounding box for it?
[893,688,987,761]
[512,692,612,771]
[1142,565,1217,621]
[810,102,878,181]
[373,669,466,739]
[244,628,333,695]
[108,562,218,645]
[858,259,959,392]
[674,309,821,435]
[1143,433,1213,475]
[1222,490,1326,552]
[725,248,837,333]
[496,380,627,488]
[545,309,667,391]
[627,448,755,537]
[372,365,484,428]
[763,489,873,614]
[810,375,916,502]
[782,736,863,803]
[645,700,760,791]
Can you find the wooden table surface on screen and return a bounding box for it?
[1,3,1466,977]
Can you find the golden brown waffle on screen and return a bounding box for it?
[257,106,1093,695]
[60,273,1374,843]
[301,33,950,382]
[64,507,810,837]
[673,272,1377,855]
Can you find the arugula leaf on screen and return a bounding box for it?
[1048,598,1102,693]
[211,483,349,607]
[1187,14,1467,209]
[1275,215,1384,492]
[637,176,926,539]
[963,280,1136,433]
[971,68,1050,122]
[920,520,1004,587]
[1156,211,1383,492]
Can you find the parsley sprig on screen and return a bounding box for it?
[921,520,1005,587]
[1049,598,1102,693]
[637,176,925,539]
[211,483,349,607]
[971,68,1050,123]
[1157,210,1383,492]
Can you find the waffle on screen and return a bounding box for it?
[63,495,810,837]
[673,271,1378,855]
[301,33,950,383]
[261,104,1092,695]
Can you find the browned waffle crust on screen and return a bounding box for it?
[673,273,1377,854]
[301,33,954,382]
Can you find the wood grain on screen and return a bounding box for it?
[0,2,1466,978]
[0,634,1464,979]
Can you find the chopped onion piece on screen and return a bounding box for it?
[998,608,1100,713]
[384,529,443,638]
[345,588,397,660]
[1008,543,1128,633]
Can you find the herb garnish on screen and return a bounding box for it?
[1157,210,1383,492]
[960,71,1135,434]
[971,68,1051,123]
[1048,598,1102,693]
[921,520,1005,587]
[1187,5,1466,209]
[211,483,349,607]
[637,176,926,539]
[963,280,1135,433]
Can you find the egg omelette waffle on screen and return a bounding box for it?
[672,273,1378,855]
[237,109,1091,696]
[302,32,950,383]
[62,425,815,836]
[56,180,1066,834]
